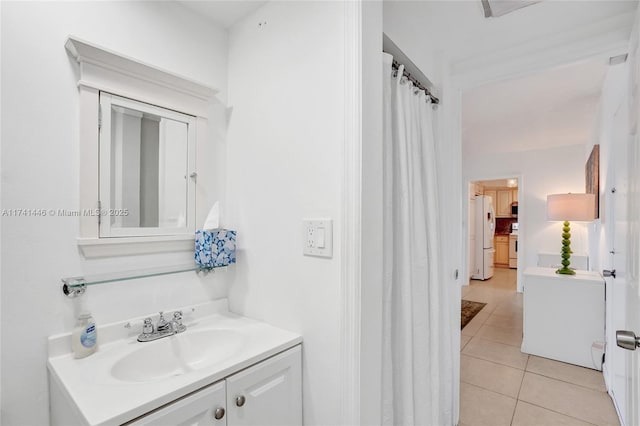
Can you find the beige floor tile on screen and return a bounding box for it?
[461,334,472,351]
[526,356,606,392]
[462,337,529,370]
[459,382,517,426]
[493,301,524,317]
[461,355,524,398]
[462,285,472,297]
[476,324,523,347]
[484,312,523,329]
[512,401,594,426]
[518,373,619,425]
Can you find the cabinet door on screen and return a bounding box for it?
[127,380,227,426]
[226,346,302,426]
[496,190,512,217]
[495,239,509,265]
[512,188,518,202]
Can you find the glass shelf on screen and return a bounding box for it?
[61,263,221,297]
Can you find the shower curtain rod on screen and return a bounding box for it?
[392,59,440,105]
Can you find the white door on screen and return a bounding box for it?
[225,346,302,426]
[484,197,495,249]
[622,122,640,426]
[622,85,640,426]
[606,22,640,424]
[605,92,630,424]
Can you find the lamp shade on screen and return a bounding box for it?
[547,193,596,222]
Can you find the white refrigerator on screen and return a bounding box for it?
[472,195,495,280]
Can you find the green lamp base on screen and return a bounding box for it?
[555,220,576,275]
[555,267,576,275]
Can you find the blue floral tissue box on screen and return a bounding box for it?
[195,229,236,268]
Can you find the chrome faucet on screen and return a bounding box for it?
[137,310,187,342]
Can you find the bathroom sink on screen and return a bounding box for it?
[111,329,244,382]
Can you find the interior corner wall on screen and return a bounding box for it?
[462,144,589,283]
[382,0,442,87]
[225,2,345,425]
[1,3,228,425]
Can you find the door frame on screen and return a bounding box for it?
[463,175,524,291]
[443,16,632,426]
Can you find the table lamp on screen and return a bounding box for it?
[546,193,596,275]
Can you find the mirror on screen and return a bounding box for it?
[99,93,196,238]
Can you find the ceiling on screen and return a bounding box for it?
[172,1,636,158]
[462,58,608,156]
[177,1,267,28]
[454,1,637,157]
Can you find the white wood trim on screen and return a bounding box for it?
[66,37,216,115]
[68,36,214,258]
[341,1,362,425]
[77,235,194,258]
[447,13,636,425]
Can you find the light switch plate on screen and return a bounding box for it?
[302,219,332,257]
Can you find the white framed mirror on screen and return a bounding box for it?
[66,36,217,257]
[99,93,196,238]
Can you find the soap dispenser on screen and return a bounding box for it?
[71,310,97,358]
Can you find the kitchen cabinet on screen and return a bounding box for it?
[128,346,302,426]
[522,268,604,370]
[495,235,509,266]
[496,190,513,217]
[512,188,518,202]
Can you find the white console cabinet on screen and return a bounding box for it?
[522,267,604,370]
[127,346,301,426]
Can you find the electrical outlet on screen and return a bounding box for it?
[302,219,332,257]
[307,226,315,248]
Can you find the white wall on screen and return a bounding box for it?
[589,61,629,273]
[382,1,443,91]
[1,3,229,424]
[462,144,590,289]
[225,2,345,424]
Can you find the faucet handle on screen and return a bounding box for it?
[142,317,154,335]
[172,310,186,333]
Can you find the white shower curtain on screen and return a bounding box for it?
[381,53,454,426]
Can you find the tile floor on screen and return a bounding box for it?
[460,268,620,426]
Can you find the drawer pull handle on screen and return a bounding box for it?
[214,407,225,420]
[236,395,246,407]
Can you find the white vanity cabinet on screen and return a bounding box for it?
[126,346,301,426]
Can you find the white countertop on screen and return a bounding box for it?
[47,299,302,426]
[523,266,603,283]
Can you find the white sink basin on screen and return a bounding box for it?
[111,329,244,382]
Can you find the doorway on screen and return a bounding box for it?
[466,177,521,289]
